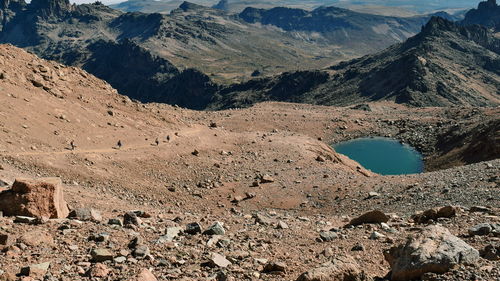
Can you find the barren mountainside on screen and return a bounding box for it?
[0,0,444,110]
[209,17,500,109]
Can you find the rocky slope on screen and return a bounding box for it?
[0,0,451,110]
[0,44,499,281]
[461,0,500,31]
[210,17,500,109]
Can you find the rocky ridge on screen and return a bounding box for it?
[210,17,500,109]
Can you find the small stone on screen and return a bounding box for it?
[316,155,326,162]
[185,222,202,235]
[253,213,273,225]
[480,244,499,261]
[156,227,182,243]
[133,268,158,281]
[114,256,127,263]
[124,212,142,226]
[203,221,225,235]
[277,221,289,229]
[369,231,385,240]
[260,175,274,183]
[368,192,380,198]
[319,231,338,242]
[14,216,36,224]
[348,210,389,226]
[69,208,102,222]
[91,248,114,262]
[263,261,287,273]
[130,236,144,247]
[108,218,123,226]
[18,230,54,247]
[133,245,150,259]
[469,223,493,236]
[20,262,51,278]
[208,253,232,268]
[88,263,110,278]
[90,232,110,242]
[351,244,365,251]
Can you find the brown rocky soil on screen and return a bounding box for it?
[0,44,498,280]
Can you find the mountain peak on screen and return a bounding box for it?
[478,0,497,9]
[420,16,457,35]
[462,0,500,30]
[29,0,72,17]
[178,1,205,11]
[212,0,228,11]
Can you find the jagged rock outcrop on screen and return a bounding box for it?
[0,178,69,218]
[210,17,500,109]
[461,0,500,31]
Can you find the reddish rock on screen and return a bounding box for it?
[88,263,110,278]
[0,178,69,219]
[18,230,54,247]
[296,254,371,281]
[130,269,158,281]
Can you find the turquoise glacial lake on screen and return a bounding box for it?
[333,137,424,175]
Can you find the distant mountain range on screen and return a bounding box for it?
[0,0,441,107]
[0,0,498,110]
[208,17,500,109]
[110,0,479,16]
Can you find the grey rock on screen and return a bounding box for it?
[69,208,102,222]
[319,231,338,242]
[468,223,493,236]
[132,245,150,258]
[384,225,480,281]
[203,221,225,235]
[124,212,142,226]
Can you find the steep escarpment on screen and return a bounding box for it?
[210,17,500,109]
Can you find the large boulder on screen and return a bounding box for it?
[384,225,480,281]
[296,254,371,281]
[0,178,69,219]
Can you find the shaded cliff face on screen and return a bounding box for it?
[210,17,500,110]
[461,0,500,31]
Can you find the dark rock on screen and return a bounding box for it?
[186,222,202,235]
[348,210,389,226]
